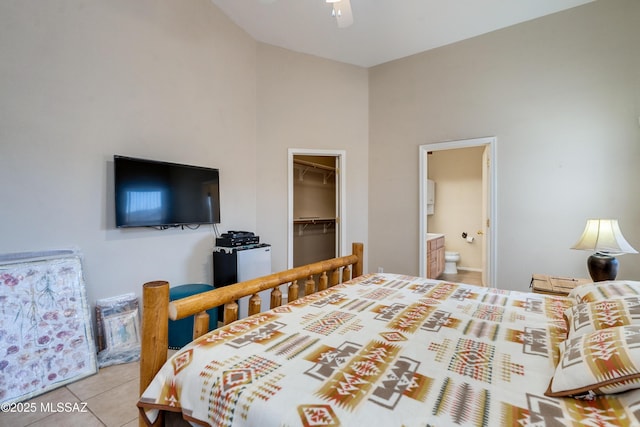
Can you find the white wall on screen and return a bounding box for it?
[369,0,640,290]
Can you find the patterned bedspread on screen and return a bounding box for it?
[138,273,640,426]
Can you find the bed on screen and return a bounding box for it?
[138,243,640,426]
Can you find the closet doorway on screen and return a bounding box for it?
[287,149,346,268]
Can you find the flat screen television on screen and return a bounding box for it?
[114,155,220,228]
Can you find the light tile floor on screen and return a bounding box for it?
[0,361,140,427]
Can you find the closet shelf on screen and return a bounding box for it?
[294,217,336,235]
[293,217,336,225]
[293,159,335,171]
[293,159,335,183]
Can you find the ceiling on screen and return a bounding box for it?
[210,0,594,68]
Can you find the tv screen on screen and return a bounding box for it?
[114,155,220,228]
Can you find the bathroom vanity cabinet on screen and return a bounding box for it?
[427,234,445,279]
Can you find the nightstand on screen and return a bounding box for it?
[530,274,591,296]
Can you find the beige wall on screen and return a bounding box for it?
[369,0,640,290]
[255,44,369,273]
[428,147,484,270]
[2,0,638,302]
[0,0,258,303]
[0,0,369,304]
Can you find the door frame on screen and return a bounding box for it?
[418,137,497,286]
[287,148,347,269]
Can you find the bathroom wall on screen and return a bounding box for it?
[427,147,484,270]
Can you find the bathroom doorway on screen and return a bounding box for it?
[418,137,496,287]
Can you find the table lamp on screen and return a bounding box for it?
[571,219,637,281]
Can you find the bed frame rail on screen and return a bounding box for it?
[139,242,363,427]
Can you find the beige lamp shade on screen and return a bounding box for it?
[571,219,638,256]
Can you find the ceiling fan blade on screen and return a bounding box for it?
[332,0,353,28]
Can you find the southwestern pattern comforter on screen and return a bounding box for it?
[138,273,640,426]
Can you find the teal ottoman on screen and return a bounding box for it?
[168,284,218,349]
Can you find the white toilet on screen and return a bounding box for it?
[444,251,460,274]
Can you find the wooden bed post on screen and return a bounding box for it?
[248,294,262,316]
[193,311,210,340]
[318,272,328,291]
[223,301,239,325]
[288,280,299,302]
[352,242,363,278]
[330,268,340,287]
[140,281,169,427]
[270,286,282,309]
[305,276,316,296]
[342,266,351,283]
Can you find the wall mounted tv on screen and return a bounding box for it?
[114,155,220,228]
